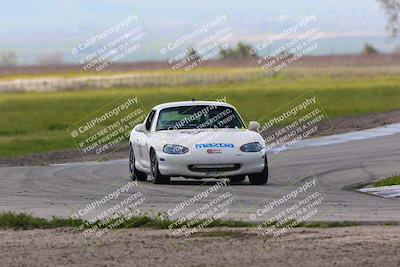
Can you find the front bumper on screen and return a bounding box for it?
[156,149,266,178]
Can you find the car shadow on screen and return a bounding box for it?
[138,176,269,186]
[167,179,254,186]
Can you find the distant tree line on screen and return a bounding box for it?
[185,41,395,60]
[218,42,257,59]
[186,42,257,62]
[363,43,379,54]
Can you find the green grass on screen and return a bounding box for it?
[1,66,399,81]
[374,175,400,187]
[1,72,400,157]
[0,67,261,81]
[0,212,252,230]
[0,212,79,230]
[0,68,178,80]
[0,212,365,230]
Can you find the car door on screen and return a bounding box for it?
[136,109,156,170]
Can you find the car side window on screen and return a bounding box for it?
[145,110,156,131]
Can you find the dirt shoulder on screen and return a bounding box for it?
[1,110,400,167]
[1,226,399,267]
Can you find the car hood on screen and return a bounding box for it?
[150,128,263,150]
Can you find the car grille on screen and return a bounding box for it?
[188,164,240,172]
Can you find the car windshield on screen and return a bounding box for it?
[156,105,245,131]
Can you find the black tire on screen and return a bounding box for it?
[248,156,268,185]
[150,149,170,184]
[229,175,246,183]
[129,145,147,181]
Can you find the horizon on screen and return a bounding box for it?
[1,0,399,65]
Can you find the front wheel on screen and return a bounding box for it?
[150,150,170,184]
[248,157,268,185]
[129,145,147,181]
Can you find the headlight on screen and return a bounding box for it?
[240,142,262,152]
[163,144,189,154]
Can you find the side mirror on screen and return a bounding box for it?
[248,121,260,132]
[134,124,146,133]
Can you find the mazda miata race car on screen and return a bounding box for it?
[129,101,268,184]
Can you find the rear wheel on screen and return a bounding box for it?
[150,150,170,184]
[129,145,147,181]
[248,156,268,185]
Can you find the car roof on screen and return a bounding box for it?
[152,101,234,110]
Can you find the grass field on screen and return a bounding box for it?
[0,68,231,80]
[0,212,361,230]
[374,175,400,187]
[1,72,400,157]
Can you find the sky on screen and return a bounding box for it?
[0,0,398,64]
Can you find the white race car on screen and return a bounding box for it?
[129,101,268,184]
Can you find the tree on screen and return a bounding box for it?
[0,51,17,66]
[377,0,400,37]
[237,42,257,58]
[186,47,201,62]
[219,42,257,60]
[362,43,379,54]
[219,45,233,59]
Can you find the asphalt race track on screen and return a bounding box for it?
[1,132,399,223]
